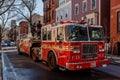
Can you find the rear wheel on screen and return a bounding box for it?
[47,52,58,71]
[18,48,22,55]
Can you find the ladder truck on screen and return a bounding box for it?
[18,20,109,71]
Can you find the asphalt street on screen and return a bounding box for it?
[0,47,120,80]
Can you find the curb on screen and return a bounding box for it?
[110,61,120,66]
[2,53,17,80]
[95,68,120,79]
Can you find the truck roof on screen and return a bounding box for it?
[42,23,103,29]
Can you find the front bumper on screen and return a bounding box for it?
[66,59,110,70]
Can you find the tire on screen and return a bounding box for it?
[18,48,22,55]
[47,52,58,71]
[30,48,38,62]
[83,69,91,74]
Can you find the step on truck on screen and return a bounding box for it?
[18,20,109,71]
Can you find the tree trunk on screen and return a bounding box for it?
[0,27,1,50]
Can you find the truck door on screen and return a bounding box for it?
[56,27,66,65]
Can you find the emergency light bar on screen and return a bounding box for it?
[60,20,76,24]
[60,19,87,25]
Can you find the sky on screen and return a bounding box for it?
[14,0,43,15]
[35,0,43,16]
[0,0,44,27]
[13,0,43,26]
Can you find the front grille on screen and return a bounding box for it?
[82,44,97,59]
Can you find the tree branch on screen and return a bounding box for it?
[0,0,16,15]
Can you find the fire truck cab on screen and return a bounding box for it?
[18,21,109,71]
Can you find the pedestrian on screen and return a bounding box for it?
[36,20,42,38]
[31,23,36,36]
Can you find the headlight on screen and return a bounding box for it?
[98,45,105,52]
[99,49,105,52]
[102,64,107,67]
[72,46,80,53]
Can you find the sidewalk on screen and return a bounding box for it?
[96,65,120,78]
[106,54,120,66]
[0,58,2,80]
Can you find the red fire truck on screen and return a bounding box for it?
[18,21,109,71]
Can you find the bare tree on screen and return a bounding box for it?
[0,0,16,50]
[0,0,16,15]
[13,0,37,33]
[0,10,17,49]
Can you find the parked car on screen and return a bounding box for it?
[1,40,7,47]
[2,40,11,46]
[10,41,16,46]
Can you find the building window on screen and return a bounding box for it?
[49,12,51,21]
[44,16,46,23]
[75,4,79,15]
[59,0,65,6]
[65,13,68,18]
[61,15,63,19]
[91,18,94,25]
[88,19,90,24]
[91,0,96,10]
[46,4,49,10]
[57,16,59,21]
[51,0,54,5]
[52,10,54,19]
[82,0,87,12]
[117,11,120,33]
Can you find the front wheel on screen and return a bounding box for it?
[47,52,58,71]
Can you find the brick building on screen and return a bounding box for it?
[42,0,58,25]
[55,0,110,40]
[10,20,17,41]
[19,21,28,34]
[56,0,71,23]
[110,0,120,55]
[32,13,43,25]
[72,0,110,40]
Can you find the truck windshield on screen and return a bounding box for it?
[67,25,88,41]
[89,27,104,41]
